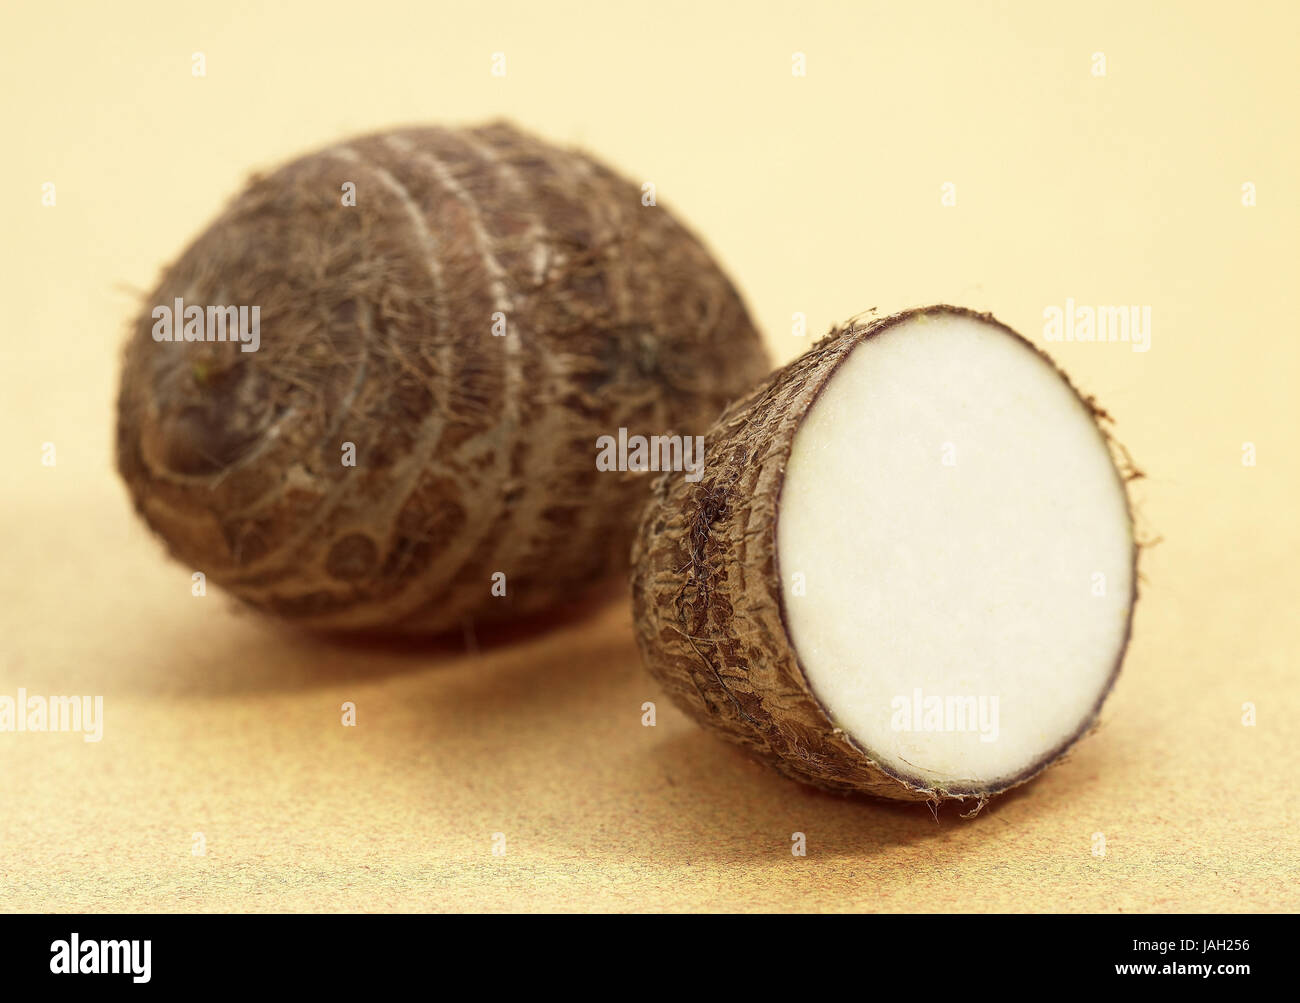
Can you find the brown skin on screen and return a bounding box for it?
[630,306,1139,807]
[117,122,770,633]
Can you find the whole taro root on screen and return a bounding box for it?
[117,122,769,633]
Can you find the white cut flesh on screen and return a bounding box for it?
[777,311,1133,792]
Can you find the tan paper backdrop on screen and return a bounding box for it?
[2,0,1297,912]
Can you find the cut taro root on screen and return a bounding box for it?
[631,305,1137,805]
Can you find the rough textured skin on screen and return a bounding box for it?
[631,306,1138,806]
[117,122,770,633]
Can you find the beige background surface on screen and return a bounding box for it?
[2,1,1298,912]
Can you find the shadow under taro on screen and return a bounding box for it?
[102,579,630,698]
